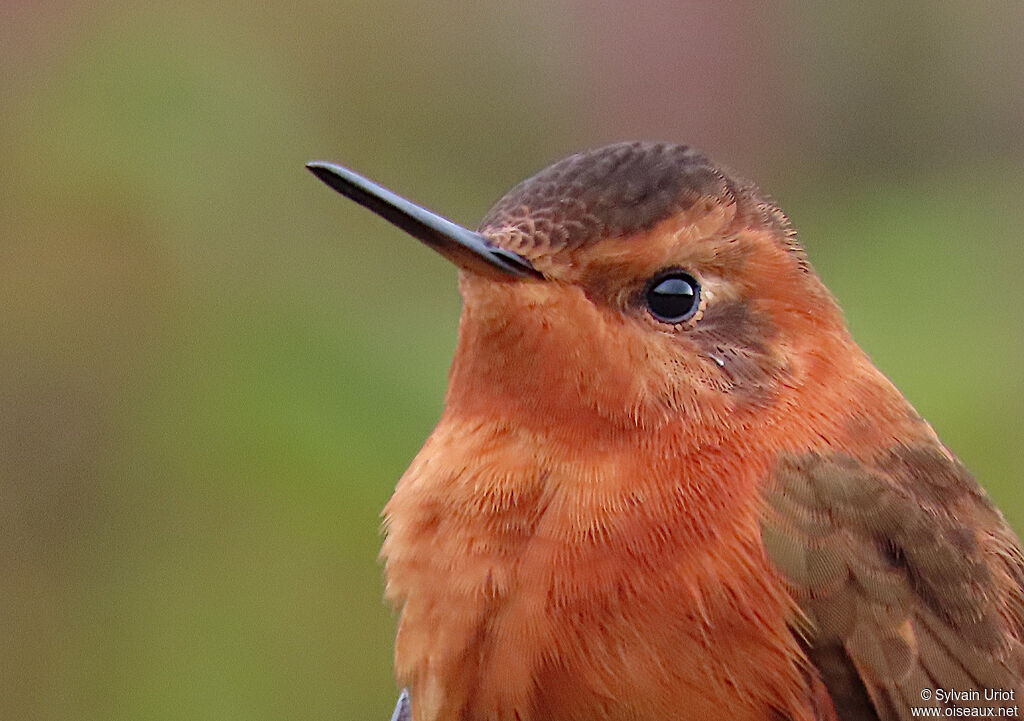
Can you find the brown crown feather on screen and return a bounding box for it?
[479,141,798,260]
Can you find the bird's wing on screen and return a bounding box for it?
[760,448,1024,721]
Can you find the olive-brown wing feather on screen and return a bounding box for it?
[761,450,1024,721]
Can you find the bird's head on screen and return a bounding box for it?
[309,142,860,441]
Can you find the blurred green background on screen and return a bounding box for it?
[2,2,1022,719]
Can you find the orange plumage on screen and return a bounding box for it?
[308,142,1024,721]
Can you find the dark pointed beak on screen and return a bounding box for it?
[306,161,540,280]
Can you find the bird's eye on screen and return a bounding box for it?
[645,272,700,324]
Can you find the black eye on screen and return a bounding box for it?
[645,272,700,323]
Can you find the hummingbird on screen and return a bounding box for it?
[307,141,1024,721]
